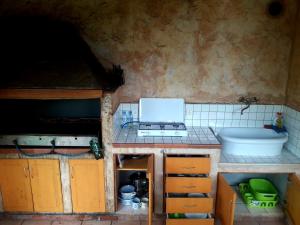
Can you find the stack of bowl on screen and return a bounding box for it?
[119,185,136,206]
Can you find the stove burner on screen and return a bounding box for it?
[137,122,188,137]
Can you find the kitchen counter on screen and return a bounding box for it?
[113,125,221,148]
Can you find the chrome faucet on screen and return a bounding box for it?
[238,96,258,115]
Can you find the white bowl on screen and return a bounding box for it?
[119,185,136,199]
[185,213,207,219]
[119,185,135,193]
[118,197,132,206]
[187,193,205,197]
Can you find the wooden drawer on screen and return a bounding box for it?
[166,197,213,213]
[166,218,214,225]
[165,177,212,193]
[165,157,210,174]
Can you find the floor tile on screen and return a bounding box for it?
[0,220,23,225]
[111,221,140,225]
[53,221,82,225]
[22,220,52,225]
[82,221,112,225]
[259,220,287,225]
[234,220,259,225]
[140,221,163,225]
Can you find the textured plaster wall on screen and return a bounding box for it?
[287,9,300,111]
[0,0,298,104]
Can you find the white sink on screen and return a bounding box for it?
[218,128,288,156]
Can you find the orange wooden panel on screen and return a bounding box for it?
[0,159,33,212]
[166,218,214,225]
[165,157,210,174]
[166,197,213,213]
[0,88,102,99]
[286,174,300,225]
[69,159,106,213]
[215,174,236,225]
[165,177,212,193]
[28,159,63,212]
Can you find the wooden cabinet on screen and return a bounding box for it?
[0,159,33,212]
[216,173,300,225]
[114,155,154,225]
[0,159,63,212]
[28,159,63,212]
[285,174,300,225]
[164,155,214,225]
[215,174,236,225]
[69,159,106,213]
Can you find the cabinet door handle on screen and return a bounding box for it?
[183,204,197,208]
[29,167,34,179]
[23,167,28,178]
[182,185,197,189]
[70,167,74,179]
[182,166,196,170]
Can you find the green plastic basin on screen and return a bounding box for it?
[249,179,278,201]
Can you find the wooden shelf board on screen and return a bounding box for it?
[117,157,148,171]
[117,202,148,215]
[0,88,102,99]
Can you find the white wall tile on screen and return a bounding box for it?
[209,104,218,112]
[201,104,210,111]
[225,104,234,112]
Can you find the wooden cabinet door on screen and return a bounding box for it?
[28,159,63,212]
[286,174,300,225]
[0,159,33,212]
[69,159,106,213]
[215,174,236,225]
[147,155,154,225]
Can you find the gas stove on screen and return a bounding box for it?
[137,98,187,137]
[138,122,187,137]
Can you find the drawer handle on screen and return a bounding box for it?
[182,166,196,170]
[183,204,197,208]
[182,186,197,189]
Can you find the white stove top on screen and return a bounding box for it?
[139,122,186,130]
[137,98,187,137]
[138,122,187,137]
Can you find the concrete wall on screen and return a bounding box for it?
[0,0,298,104]
[287,8,300,111]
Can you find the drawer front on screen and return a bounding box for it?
[165,157,210,174]
[166,218,214,225]
[166,197,213,213]
[165,177,212,193]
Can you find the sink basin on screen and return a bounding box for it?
[218,128,288,156]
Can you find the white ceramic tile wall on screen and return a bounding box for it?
[184,104,283,132]
[284,106,300,157]
[113,103,300,157]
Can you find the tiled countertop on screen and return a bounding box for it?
[113,126,221,148]
[220,150,300,164]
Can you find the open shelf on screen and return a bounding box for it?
[117,157,148,171]
[233,186,285,221]
[114,154,154,225]
[117,202,148,215]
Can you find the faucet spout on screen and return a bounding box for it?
[238,96,258,115]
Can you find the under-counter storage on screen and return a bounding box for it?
[216,173,300,225]
[165,176,212,193]
[0,159,63,212]
[114,154,154,225]
[164,155,214,225]
[69,159,106,213]
[165,156,210,174]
